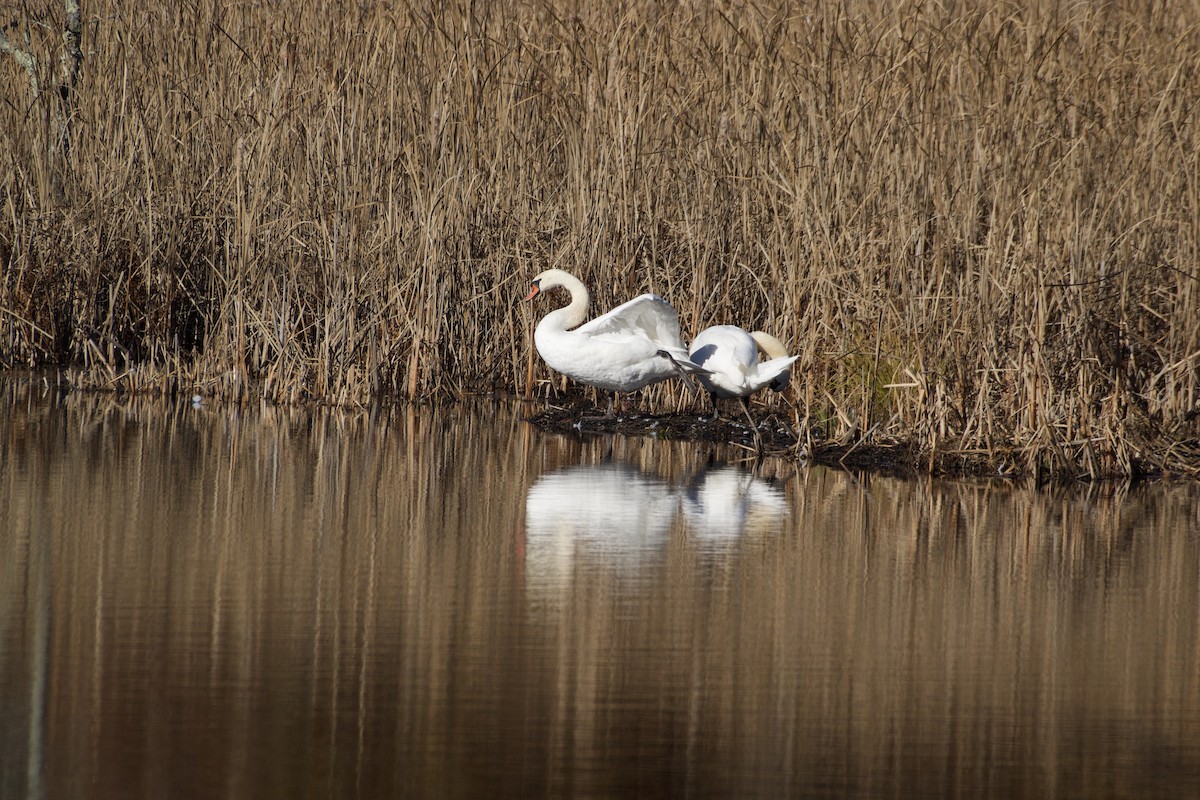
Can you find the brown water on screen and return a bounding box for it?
[2,381,1198,799]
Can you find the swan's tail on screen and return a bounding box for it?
[758,354,799,392]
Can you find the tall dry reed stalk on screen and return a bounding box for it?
[1,0,1198,477]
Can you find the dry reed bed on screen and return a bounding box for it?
[1,0,1198,478]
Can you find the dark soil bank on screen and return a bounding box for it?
[525,397,1001,478]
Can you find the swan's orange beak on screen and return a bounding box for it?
[523,283,540,301]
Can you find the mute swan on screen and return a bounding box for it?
[525,269,707,416]
[687,325,798,429]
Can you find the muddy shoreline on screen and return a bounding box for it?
[521,394,1200,482]
[525,397,1005,479]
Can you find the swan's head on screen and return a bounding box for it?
[749,331,793,391]
[524,268,579,301]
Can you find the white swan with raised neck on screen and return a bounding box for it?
[524,269,706,411]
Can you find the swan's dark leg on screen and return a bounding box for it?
[739,396,763,452]
[706,392,721,423]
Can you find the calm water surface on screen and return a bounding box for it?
[2,382,1198,798]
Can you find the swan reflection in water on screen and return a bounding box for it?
[682,465,791,548]
[523,460,792,594]
[523,463,679,595]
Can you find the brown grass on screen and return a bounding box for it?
[2,0,1199,478]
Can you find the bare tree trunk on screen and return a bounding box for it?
[53,0,84,201]
[0,18,42,97]
[0,1,85,204]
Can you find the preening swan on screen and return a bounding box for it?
[525,269,707,416]
[688,325,798,428]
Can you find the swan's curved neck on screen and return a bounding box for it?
[750,331,789,359]
[541,273,590,331]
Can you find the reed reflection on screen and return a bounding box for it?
[3,380,1200,800]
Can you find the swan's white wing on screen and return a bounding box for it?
[689,326,758,371]
[575,293,685,348]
